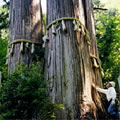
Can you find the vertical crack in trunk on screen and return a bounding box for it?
[8,0,43,73]
[45,0,104,119]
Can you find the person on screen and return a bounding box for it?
[93,81,120,119]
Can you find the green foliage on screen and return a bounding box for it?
[0,39,8,78]
[0,63,58,119]
[0,2,63,119]
[43,13,46,28]
[0,5,9,30]
[0,6,8,71]
[94,3,120,90]
[0,38,8,71]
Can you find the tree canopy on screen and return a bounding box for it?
[93,0,120,90]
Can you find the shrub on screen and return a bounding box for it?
[0,63,56,119]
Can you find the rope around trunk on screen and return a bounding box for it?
[46,17,91,44]
[45,17,104,77]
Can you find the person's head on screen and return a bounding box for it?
[106,83,111,88]
[106,81,115,88]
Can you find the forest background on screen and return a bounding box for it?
[0,0,120,89]
[0,0,120,119]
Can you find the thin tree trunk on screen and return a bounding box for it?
[8,0,43,73]
[45,0,104,119]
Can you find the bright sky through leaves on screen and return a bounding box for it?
[41,0,46,14]
[100,0,120,10]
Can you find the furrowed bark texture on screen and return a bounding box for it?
[8,0,43,73]
[46,0,104,119]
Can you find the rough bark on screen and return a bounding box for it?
[45,0,104,119]
[8,0,43,73]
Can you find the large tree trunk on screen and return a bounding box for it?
[45,0,104,119]
[8,0,43,73]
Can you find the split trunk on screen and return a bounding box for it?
[45,0,104,119]
[8,0,43,73]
